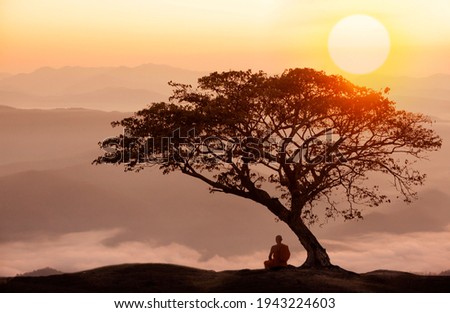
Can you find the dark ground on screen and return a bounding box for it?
[1,263,450,292]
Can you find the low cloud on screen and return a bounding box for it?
[2,226,450,276]
[0,228,276,276]
[324,225,450,273]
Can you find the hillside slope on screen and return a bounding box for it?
[2,263,450,292]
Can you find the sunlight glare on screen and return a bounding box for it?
[328,15,390,74]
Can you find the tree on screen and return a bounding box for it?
[94,68,442,268]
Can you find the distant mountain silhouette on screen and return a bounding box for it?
[18,267,63,277]
[0,105,17,111]
[1,71,450,275]
[1,104,450,269]
[2,65,450,114]
[354,74,450,120]
[0,169,149,241]
[0,105,128,166]
[0,72,10,80]
[0,87,165,111]
[0,106,281,259]
[0,64,204,111]
[355,73,450,91]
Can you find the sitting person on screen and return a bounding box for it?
[264,235,291,269]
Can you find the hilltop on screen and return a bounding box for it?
[1,263,450,292]
[17,267,64,277]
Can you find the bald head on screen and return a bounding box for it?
[275,235,282,244]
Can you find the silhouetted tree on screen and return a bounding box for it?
[94,68,441,268]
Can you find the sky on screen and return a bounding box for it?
[1,1,450,277]
[1,0,450,76]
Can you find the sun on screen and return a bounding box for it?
[328,15,391,74]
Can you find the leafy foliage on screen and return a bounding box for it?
[95,68,442,226]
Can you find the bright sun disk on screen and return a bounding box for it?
[328,15,391,74]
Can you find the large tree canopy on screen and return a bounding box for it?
[95,68,442,268]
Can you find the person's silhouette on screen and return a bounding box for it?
[264,235,290,269]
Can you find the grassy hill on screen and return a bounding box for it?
[1,263,450,292]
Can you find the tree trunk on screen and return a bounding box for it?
[287,217,332,268]
[251,188,333,268]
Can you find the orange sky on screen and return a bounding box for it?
[1,0,450,277]
[1,0,450,76]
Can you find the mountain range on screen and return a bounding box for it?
[1,64,450,276]
[0,64,204,111]
[1,64,449,116]
[17,267,63,277]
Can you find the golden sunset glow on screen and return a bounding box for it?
[2,0,450,288]
[1,0,450,77]
[328,15,390,74]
